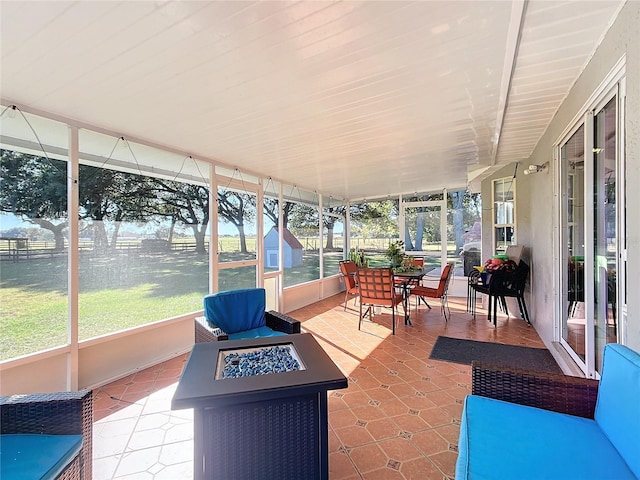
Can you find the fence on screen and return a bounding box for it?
[1,236,399,261]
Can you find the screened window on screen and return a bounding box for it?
[492,177,516,254]
[282,188,320,287]
[78,130,209,340]
[349,199,399,267]
[322,200,345,277]
[1,110,69,359]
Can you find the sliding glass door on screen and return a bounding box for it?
[559,83,625,376]
[561,125,586,363]
[593,96,618,372]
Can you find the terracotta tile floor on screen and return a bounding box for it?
[93,293,546,479]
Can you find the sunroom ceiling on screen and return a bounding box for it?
[0,1,624,201]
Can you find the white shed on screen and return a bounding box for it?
[263,226,304,268]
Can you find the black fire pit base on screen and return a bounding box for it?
[172,333,348,480]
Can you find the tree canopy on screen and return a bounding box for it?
[2,149,481,256]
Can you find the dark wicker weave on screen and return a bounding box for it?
[265,310,301,334]
[0,389,93,480]
[195,310,301,342]
[472,361,599,419]
[195,315,229,342]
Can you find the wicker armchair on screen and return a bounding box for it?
[472,361,599,418]
[0,389,93,480]
[459,344,639,480]
[196,310,301,342]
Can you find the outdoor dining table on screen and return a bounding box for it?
[393,269,430,325]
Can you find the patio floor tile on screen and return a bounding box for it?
[93,293,544,479]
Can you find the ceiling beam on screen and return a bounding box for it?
[489,0,527,167]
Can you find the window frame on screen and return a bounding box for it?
[492,176,517,254]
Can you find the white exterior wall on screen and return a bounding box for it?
[482,1,640,354]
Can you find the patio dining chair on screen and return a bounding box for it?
[339,260,359,311]
[410,263,454,321]
[356,267,405,335]
[470,260,530,327]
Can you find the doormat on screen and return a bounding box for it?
[429,336,562,374]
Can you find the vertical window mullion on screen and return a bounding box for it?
[67,126,80,390]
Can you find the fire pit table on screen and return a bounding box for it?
[171,333,348,480]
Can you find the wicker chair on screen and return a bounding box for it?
[197,288,301,341]
[459,344,639,479]
[0,389,93,480]
[471,361,599,418]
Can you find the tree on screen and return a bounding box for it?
[448,191,481,252]
[350,200,398,239]
[153,180,209,254]
[79,166,160,251]
[217,189,254,253]
[288,203,319,240]
[323,205,346,249]
[1,149,211,254]
[0,150,68,250]
[263,198,295,229]
[450,191,465,252]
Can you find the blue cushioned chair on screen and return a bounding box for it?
[456,343,640,479]
[199,288,301,341]
[0,389,93,480]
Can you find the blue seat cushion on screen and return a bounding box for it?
[456,395,635,480]
[204,288,266,335]
[594,343,640,477]
[228,326,287,341]
[0,433,83,480]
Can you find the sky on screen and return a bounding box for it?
[0,212,267,238]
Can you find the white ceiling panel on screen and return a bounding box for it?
[0,0,626,200]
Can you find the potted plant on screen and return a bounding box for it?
[385,240,405,268]
[349,247,369,267]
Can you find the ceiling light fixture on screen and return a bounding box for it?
[523,163,548,175]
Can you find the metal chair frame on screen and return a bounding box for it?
[339,260,359,311]
[469,260,530,327]
[410,263,454,321]
[356,267,405,335]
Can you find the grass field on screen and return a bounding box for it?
[0,240,460,360]
[0,249,349,360]
[0,252,210,360]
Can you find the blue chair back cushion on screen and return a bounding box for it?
[204,288,266,335]
[594,343,640,477]
[0,433,83,480]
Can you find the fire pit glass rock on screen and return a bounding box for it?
[216,344,305,379]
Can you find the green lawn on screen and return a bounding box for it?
[0,245,460,360]
[0,249,342,360]
[0,252,210,359]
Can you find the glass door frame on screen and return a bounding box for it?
[557,119,589,372]
[261,179,281,311]
[555,65,626,378]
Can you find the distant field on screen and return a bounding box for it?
[0,236,461,360]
